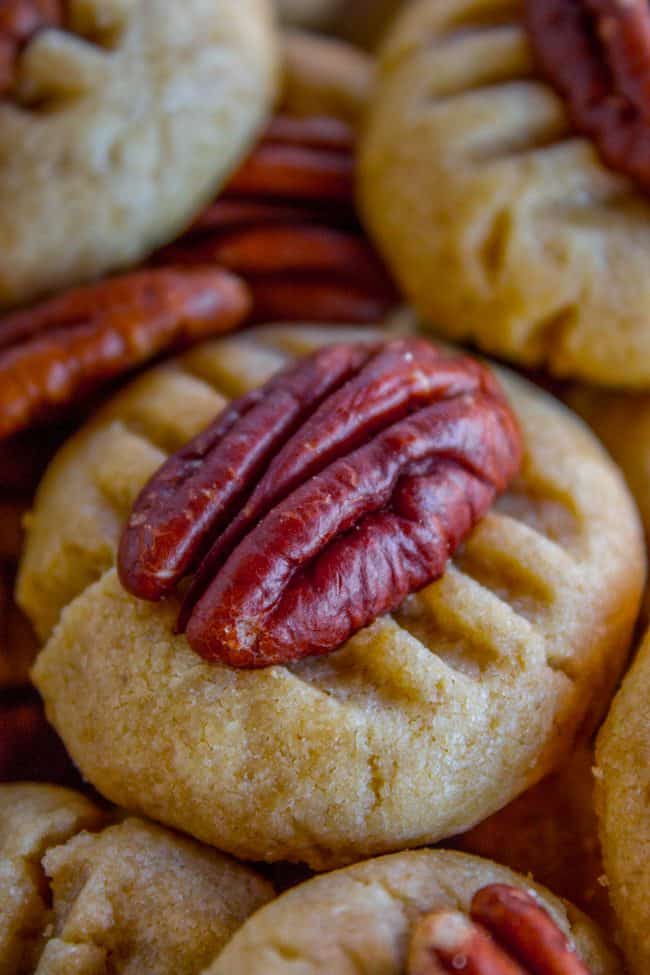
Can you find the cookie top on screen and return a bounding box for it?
[596,629,650,975]
[210,849,621,974]
[359,0,650,387]
[0,783,273,975]
[0,0,276,309]
[19,321,643,869]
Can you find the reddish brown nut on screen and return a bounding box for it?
[471,885,593,975]
[407,885,593,975]
[0,267,251,440]
[119,338,522,668]
[526,0,650,192]
[0,0,63,96]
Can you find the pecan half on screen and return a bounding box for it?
[0,0,63,96]
[0,267,251,440]
[118,338,522,668]
[526,0,650,192]
[158,114,399,324]
[408,884,593,975]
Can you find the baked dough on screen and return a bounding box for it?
[0,0,276,309]
[359,0,650,387]
[596,629,650,975]
[281,29,374,124]
[0,783,273,975]
[210,849,622,974]
[18,322,643,869]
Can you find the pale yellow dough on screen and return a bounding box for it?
[209,850,621,974]
[359,0,650,387]
[596,629,650,975]
[0,0,276,309]
[18,322,644,869]
[0,783,273,975]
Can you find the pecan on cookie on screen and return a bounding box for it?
[0,267,251,441]
[526,0,650,192]
[158,114,399,324]
[409,884,593,975]
[119,338,523,668]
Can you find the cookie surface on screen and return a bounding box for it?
[0,783,273,975]
[19,322,643,869]
[596,630,650,975]
[0,0,276,309]
[359,0,650,387]
[210,849,621,974]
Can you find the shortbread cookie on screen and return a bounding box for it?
[281,29,374,123]
[596,629,650,975]
[0,783,273,975]
[455,740,611,928]
[359,0,650,387]
[210,849,621,974]
[0,0,276,309]
[21,323,644,868]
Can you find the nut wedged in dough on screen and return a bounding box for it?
[0,0,276,308]
[0,783,273,975]
[20,322,644,869]
[359,0,650,387]
[596,629,650,975]
[209,849,622,974]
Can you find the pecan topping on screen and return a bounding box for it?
[0,0,63,96]
[118,338,522,668]
[0,267,251,440]
[158,114,398,324]
[408,884,593,975]
[526,0,650,191]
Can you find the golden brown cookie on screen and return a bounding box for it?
[0,0,276,309]
[596,629,650,975]
[454,740,611,929]
[281,29,374,124]
[0,783,273,975]
[17,322,643,869]
[359,0,650,387]
[209,849,622,974]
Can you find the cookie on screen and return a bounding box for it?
[455,739,611,928]
[0,782,273,975]
[359,0,650,387]
[17,322,643,869]
[210,849,621,974]
[596,629,650,975]
[0,0,276,309]
[281,29,374,124]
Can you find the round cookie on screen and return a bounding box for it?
[359,0,650,387]
[0,783,273,975]
[281,29,374,124]
[0,0,276,309]
[596,629,650,975]
[209,849,621,974]
[19,322,644,869]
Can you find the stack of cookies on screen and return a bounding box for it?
[1,2,650,974]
